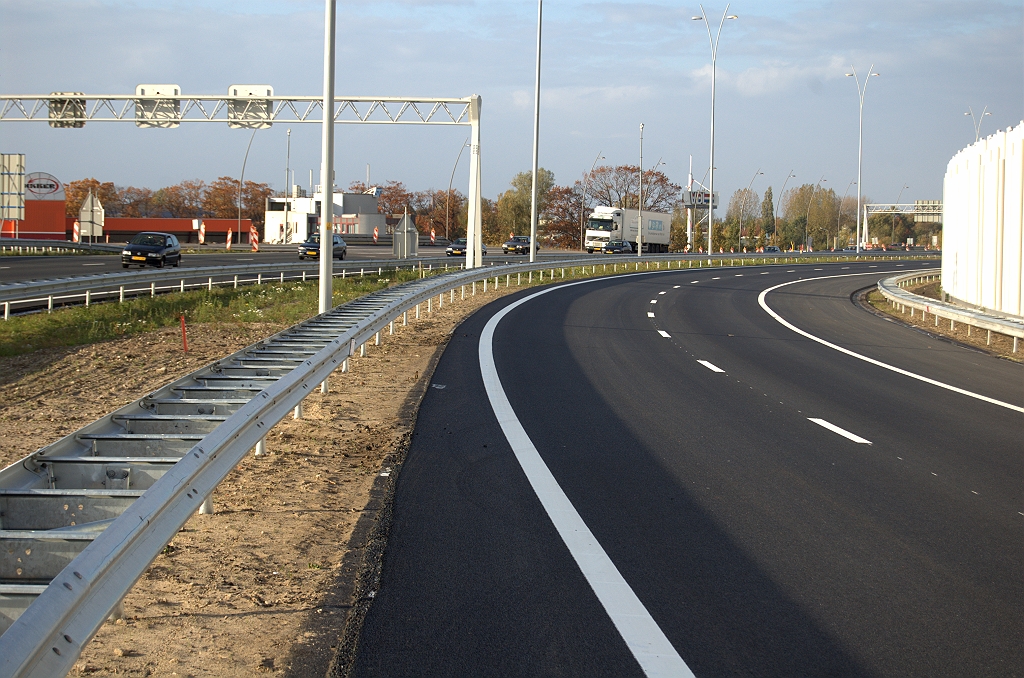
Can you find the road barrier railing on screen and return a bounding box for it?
[0,258,459,318]
[0,239,123,255]
[0,252,940,676]
[877,271,1023,352]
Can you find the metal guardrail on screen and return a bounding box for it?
[0,239,122,255]
[0,257,459,317]
[877,271,1023,352]
[0,251,941,676]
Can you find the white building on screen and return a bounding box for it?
[264,188,387,244]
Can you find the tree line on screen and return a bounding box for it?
[65,178,275,228]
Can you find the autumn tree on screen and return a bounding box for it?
[543,184,584,249]
[496,168,555,239]
[65,179,119,217]
[669,206,688,252]
[348,180,413,216]
[202,176,272,228]
[411,188,465,240]
[586,165,680,212]
[155,179,207,218]
[761,186,775,242]
[118,186,157,218]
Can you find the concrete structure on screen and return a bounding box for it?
[942,121,1024,317]
[264,190,387,244]
[0,171,67,240]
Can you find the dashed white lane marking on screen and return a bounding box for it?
[841,266,850,269]
[759,274,1024,414]
[650,299,657,304]
[787,270,795,272]
[673,285,680,288]
[237,258,254,260]
[760,272,769,274]
[658,291,667,295]
[869,265,877,267]
[658,330,671,338]
[647,312,655,318]
[690,280,698,284]
[82,262,106,266]
[711,276,720,280]
[808,418,872,444]
[481,289,695,678]
[697,360,725,373]
[735,274,743,277]
[813,268,823,271]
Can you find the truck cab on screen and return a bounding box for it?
[585,207,622,253]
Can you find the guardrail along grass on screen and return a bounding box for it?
[0,268,424,357]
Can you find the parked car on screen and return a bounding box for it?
[445,238,487,256]
[502,235,539,255]
[298,233,347,260]
[600,240,633,254]
[121,232,182,268]
[764,245,781,253]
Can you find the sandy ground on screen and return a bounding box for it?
[866,281,1021,363]
[0,281,521,677]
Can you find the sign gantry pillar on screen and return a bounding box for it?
[466,95,482,269]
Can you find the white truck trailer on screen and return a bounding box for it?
[585,206,671,253]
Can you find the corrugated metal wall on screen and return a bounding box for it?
[942,122,1024,317]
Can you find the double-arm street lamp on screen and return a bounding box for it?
[837,179,856,249]
[693,4,737,256]
[846,64,879,253]
[446,137,470,241]
[529,0,543,263]
[965,106,992,143]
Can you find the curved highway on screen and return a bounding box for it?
[351,260,1021,677]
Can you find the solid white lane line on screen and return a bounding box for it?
[697,360,725,373]
[481,290,694,678]
[658,330,671,338]
[758,274,1024,414]
[808,418,872,444]
[647,312,655,318]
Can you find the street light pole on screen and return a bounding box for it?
[637,122,644,256]
[284,128,291,243]
[237,127,258,248]
[805,175,825,252]
[446,137,470,242]
[837,179,856,249]
[318,0,337,314]
[965,106,992,143]
[846,64,879,253]
[738,168,762,252]
[579,150,604,251]
[528,0,543,264]
[693,4,737,257]
[774,170,795,245]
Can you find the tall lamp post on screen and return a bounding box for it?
[774,170,795,245]
[528,0,543,263]
[805,175,825,252]
[738,168,762,252]
[446,138,470,242]
[237,127,258,248]
[693,4,737,257]
[637,123,644,256]
[318,0,337,315]
[846,64,879,253]
[965,106,992,143]
[283,128,291,244]
[579,151,604,251]
[837,179,856,249]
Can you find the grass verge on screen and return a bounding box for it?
[0,269,423,357]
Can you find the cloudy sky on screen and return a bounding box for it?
[2,0,1021,206]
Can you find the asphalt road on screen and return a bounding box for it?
[352,260,1022,677]
[0,247,595,284]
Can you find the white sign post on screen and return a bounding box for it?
[78,190,104,243]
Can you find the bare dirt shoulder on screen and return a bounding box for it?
[0,283,521,677]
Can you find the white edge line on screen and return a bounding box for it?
[480,282,694,678]
[808,418,872,444]
[758,273,1024,414]
[697,360,725,373]
[658,330,671,338]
